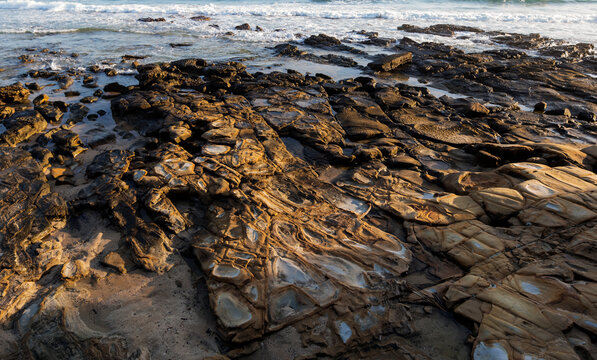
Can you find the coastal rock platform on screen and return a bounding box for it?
[0,25,596,360]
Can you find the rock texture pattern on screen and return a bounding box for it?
[1,25,597,360]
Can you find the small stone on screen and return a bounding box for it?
[0,106,15,120]
[138,17,165,22]
[191,15,211,21]
[30,146,53,165]
[26,82,42,91]
[533,102,547,113]
[67,103,89,123]
[235,23,251,30]
[50,167,73,179]
[56,76,74,90]
[102,252,127,274]
[64,91,80,97]
[80,96,98,104]
[61,260,89,281]
[52,100,68,112]
[464,102,490,117]
[18,54,35,63]
[33,94,49,105]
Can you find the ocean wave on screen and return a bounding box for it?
[0,27,141,34]
[0,0,595,24]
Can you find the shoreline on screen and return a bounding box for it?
[1,23,597,360]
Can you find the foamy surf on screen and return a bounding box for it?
[0,0,596,84]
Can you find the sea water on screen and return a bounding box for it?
[0,0,596,83]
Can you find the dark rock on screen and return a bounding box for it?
[534,101,547,113]
[138,17,166,22]
[52,129,82,149]
[304,33,342,47]
[127,220,173,273]
[274,44,305,57]
[375,88,417,109]
[67,103,89,123]
[169,43,193,48]
[0,83,30,105]
[0,146,66,273]
[122,54,148,60]
[335,107,391,140]
[545,108,571,117]
[18,54,35,63]
[86,150,134,179]
[0,111,47,146]
[30,146,53,165]
[35,104,63,124]
[368,53,412,72]
[33,94,49,105]
[143,189,189,233]
[80,96,98,104]
[0,106,15,120]
[235,23,251,30]
[398,23,484,37]
[52,101,68,112]
[539,43,595,58]
[190,15,211,21]
[83,76,95,84]
[386,154,421,168]
[26,82,43,91]
[577,110,596,122]
[54,75,74,90]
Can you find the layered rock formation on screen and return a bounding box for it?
[1,25,596,360]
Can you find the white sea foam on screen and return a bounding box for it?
[1,0,596,84]
[1,0,596,25]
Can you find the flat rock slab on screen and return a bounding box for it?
[368,52,413,72]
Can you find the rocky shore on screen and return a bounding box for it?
[1,23,597,360]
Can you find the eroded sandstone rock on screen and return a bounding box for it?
[3,35,597,358]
